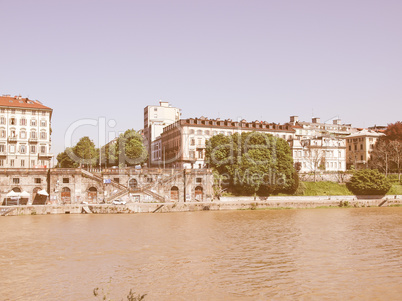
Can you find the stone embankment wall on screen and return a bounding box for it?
[2,195,401,216]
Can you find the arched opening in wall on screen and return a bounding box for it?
[128,178,138,190]
[195,186,203,201]
[61,187,71,204]
[12,187,21,192]
[88,187,97,203]
[171,186,179,201]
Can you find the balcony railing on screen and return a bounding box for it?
[8,136,17,142]
[29,137,38,143]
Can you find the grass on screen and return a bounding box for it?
[387,185,402,195]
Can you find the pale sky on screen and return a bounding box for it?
[1,0,401,157]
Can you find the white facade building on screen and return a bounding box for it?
[289,116,351,172]
[143,101,180,166]
[0,95,53,168]
[160,117,295,169]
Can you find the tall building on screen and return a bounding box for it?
[0,95,53,168]
[143,101,181,165]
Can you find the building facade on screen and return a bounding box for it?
[144,101,181,166]
[0,95,53,168]
[346,129,385,169]
[289,116,352,172]
[159,117,296,169]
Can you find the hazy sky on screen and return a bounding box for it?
[1,0,401,157]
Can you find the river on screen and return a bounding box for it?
[1,207,401,300]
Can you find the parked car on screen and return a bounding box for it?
[112,199,126,205]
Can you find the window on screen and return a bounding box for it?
[197,130,202,135]
[191,139,195,146]
[32,110,36,115]
[0,129,5,138]
[0,160,3,167]
[146,177,153,183]
[40,120,47,127]
[35,178,42,184]
[42,111,46,116]
[0,109,4,113]
[21,109,26,115]
[349,145,351,151]
[40,146,46,153]
[189,129,195,134]
[20,145,27,153]
[205,130,210,135]
[31,119,37,126]
[10,118,16,125]
[113,178,120,183]
[63,178,69,183]
[13,178,19,184]
[196,177,202,183]
[21,160,25,167]
[31,160,35,167]
[189,151,195,158]
[0,117,5,125]
[11,109,15,114]
[9,145,15,153]
[20,131,27,139]
[30,145,36,153]
[361,155,364,160]
[40,132,47,139]
[20,118,27,126]
[0,145,4,153]
[360,144,363,150]
[10,159,14,167]
[198,150,203,159]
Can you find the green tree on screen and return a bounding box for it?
[346,169,391,195]
[119,129,148,166]
[74,136,98,167]
[56,147,79,168]
[206,132,297,196]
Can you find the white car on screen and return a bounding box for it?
[112,200,126,205]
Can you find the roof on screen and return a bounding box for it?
[347,129,385,138]
[0,95,52,111]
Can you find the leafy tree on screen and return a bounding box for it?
[206,132,297,196]
[346,169,391,195]
[369,121,402,180]
[56,147,79,168]
[119,129,148,166]
[74,136,98,167]
[384,121,402,142]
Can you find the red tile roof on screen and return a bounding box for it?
[0,95,52,110]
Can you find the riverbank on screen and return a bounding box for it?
[1,195,402,216]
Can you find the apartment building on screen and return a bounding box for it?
[289,116,352,172]
[0,95,53,168]
[143,101,180,165]
[346,129,384,169]
[158,117,295,169]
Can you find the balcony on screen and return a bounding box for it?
[38,153,53,159]
[8,136,17,142]
[29,137,38,143]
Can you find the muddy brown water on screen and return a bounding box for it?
[1,207,401,300]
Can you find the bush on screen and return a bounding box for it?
[347,169,391,195]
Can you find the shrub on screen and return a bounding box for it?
[347,169,391,195]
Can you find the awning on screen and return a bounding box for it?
[6,190,20,197]
[20,191,30,198]
[37,190,49,196]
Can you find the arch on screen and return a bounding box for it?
[128,178,138,190]
[12,187,21,192]
[88,187,97,203]
[61,187,71,204]
[195,186,203,201]
[170,186,179,201]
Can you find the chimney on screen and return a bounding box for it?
[312,117,320,124]
[290,116,299,123]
